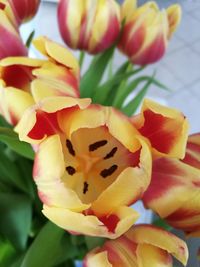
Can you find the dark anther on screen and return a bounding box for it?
[100,165,118,178]
[89,140,108,151]
[104,147,118,159]
[83,182,89,194]
[66,139,75,156]
[66,166,76,175]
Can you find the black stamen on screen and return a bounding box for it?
[89,140,108,152]
[104,147,118,159]
[66,139,75,156]
[83,182,89,194]
[100,165,118,178]
[66,166,76,175]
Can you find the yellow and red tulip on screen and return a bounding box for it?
[131,99,189,159]
[118,0,181,65]
[0,1,27,59]
[143,133,200,237]
[15,98,189,238]
[83,224,188,267]
[16,97,153,238]
[8,0,40,24]
[57,0,121,54]
[0,36,80,125]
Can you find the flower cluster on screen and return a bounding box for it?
[58,0,181,65]
[0,0,199,266]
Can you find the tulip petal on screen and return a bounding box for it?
[132,99,189,158]
[137,244,172,267]
[33,36,79,77]
[34,135,89,211]
[167,4,181,39]
[0,86,34,125]
[92,137,151,215]
[15,96,91,144]
[126,225,188,266]
[42,204,138,238]
[182,133,200,169]
[84,250,112,267]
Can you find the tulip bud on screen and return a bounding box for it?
[8,0,41,24]
[83,225,188,267]
[0,2,27,59]
[57,0,120,54]
[118,0,182,65]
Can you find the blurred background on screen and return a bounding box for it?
[20,0,200,266]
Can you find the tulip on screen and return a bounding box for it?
[0,36,80,125]
[131,99,189,159]
[15,97,152,238]
[15,98,189,238]
[8,0,40,24]
[0,1,27,59]
[118,0,181,65]
[57,0,121,54]
[143,133,200,237]
[83,224,188,267]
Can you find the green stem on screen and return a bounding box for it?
[79,51,85,69]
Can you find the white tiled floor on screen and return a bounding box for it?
[20,1,200,266]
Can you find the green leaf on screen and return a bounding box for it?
[93,67,144,104]
[114,75,170,108]
[0,193,32,251]
[153,218,172,231]
[85,236,105,250]
[0,127,34,160]
[0,151,26,193]
[26,30,35,48]
[21,222,78,267]
[122,73,155,116]
[80,46,114,98]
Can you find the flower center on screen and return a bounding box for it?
[62,126,137,204]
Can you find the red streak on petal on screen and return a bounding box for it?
[143,158,185,204]
[139,110,179,154]
[2,65,33,90]
[99,214,120,233]
[57,0,73,48]
[28,111,60,140]
[133,34,166,65]
[38,191,50,205]
[0,26,27,59]
[91,15,120,54]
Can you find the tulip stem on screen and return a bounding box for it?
[79,51,85,70]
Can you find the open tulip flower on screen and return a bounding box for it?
[15,98,189,238]
[0,36,80,125]
[118,0,181,65]
[83,224,188,267]
[0,0,27,59]
[143,133,200,237]
[57,0,121,54]
[8,0,40,24]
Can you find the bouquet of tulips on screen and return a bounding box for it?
[0,0,199,266]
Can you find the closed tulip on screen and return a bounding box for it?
[8,0,40,24]
[0,36,80,125]
[15,99,189,238]
[83,224,188,267]
[118,0,181,65]
[0,1,27,59]
[57,0,121,54]
[143,133,200,237]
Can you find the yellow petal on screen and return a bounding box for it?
[92,137,151,215]
[126,225,188,266]
[167,4,182,39]
[34,135,89,211]
[84,250,112,267]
